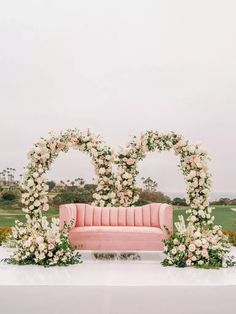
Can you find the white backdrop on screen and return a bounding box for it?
[0,0,236,195]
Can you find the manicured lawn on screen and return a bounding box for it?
[0,200,59,227]
[173,205,236,231]
[0,200,235,230]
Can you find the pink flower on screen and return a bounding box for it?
[178,244,186,252]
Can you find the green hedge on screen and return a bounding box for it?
[0,226,12,244]
[224,230,236,246]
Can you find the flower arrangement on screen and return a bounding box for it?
[3,217,81,266]
[5,128,234,268]
[5,128,116,266]
[115,131,212,226]
[113,130,234,268]
[22,129,115,220]
[162,216,235,268]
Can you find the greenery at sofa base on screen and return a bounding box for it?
[162,224,236,269]
[3,250,82,267]
[162,256,235,269]
[2,219,82,267]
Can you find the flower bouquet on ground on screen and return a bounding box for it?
[162,215,235,269]
[2,217,81,267]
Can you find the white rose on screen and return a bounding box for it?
[192,180,199,188]
[30,246,35,252]
[100,200,105,207]
[222,261,227,268]
[188,145,196,154]
[186,259,192,266]
[39,253,45,260]
[24,239,32,248]
[213,225,220,231]
[28,179,34,187]
[34,200,41,207]
[190,215,197,222]
[43,204,49,211]
[194,239,202,247]
[173,239,179,245]
[99,168,106,175]
[201,249,208,258]
[39,243,45,251]
[198,209,205,217]
[110,192,116,199]
[36,236,44,244]
[189,244,196,252]
[198,146,207,155]
[178,244,186,252]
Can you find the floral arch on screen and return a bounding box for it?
[21,129,115,220]
[114,130,213,226]
[6,129,234,268]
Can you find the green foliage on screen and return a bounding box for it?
[134,198,150,206]
[138,190,171,204]
[172,197,186,206]
[141,177,158,192]
[2,219,82,267]
[84,184,96,192]
[52,190,93,205]
[0,226,12,244]
[224,230,236,246]
[162,225,235,269]
[211,198,236,205]
[1,189,21,201]
[46,181,56,191]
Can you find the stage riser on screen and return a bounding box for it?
[0,286,234,314]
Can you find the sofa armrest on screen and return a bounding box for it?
[59,204,77,230]
[159,204,173,235]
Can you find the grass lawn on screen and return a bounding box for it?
[173,205,236,231]
[0,200,235,230]
[0,200,59,227]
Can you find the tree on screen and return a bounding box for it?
[172,197,186,206]
[46,181,56,191]
[52,190,93,206]
[141,177,158,192]
[1,189,21,201]
[138,190,171,204]
[211,198,234,205]
[84,184,96,192]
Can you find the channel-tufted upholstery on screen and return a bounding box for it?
[59,203,173,251]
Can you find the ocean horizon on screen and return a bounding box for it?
[166,192,236,201]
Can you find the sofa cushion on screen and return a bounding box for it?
[69,226,165,251]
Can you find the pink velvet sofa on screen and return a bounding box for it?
[59,203,173,251]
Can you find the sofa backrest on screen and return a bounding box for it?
[73,203,164,227]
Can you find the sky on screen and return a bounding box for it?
[0,0,236,197]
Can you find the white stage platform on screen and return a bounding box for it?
[1,247,236,314]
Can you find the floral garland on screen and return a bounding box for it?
[162,216,234,268]
[115,131,212,226]
[6,129,116,266]
[114,130,234,268]
[4,218,81,266]
[22,128,115,220]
